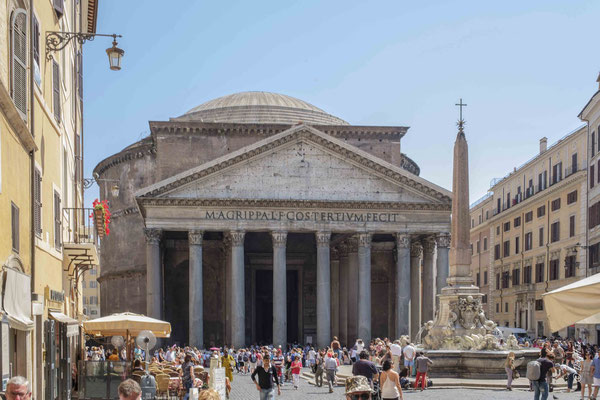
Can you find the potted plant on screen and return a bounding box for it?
[91,199,111,238]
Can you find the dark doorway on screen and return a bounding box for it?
[287,270,299,344]
[255,270,273,344]
[164,260,189,346]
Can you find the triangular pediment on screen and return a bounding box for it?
[135,125,451,206]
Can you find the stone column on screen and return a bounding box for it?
[330,248,340,340]
[435,233,451,296]
[395,234,411,338]
[144,228,163,319]
[347,237,359,344]
[316,231,331,349]
[272,231,287,348]
[357,233,372,344]
[527,300,533,332]
[338,244,349,346]
[230,230,246,348]
[188,230,204,347]
[421,237,436,323]
[410,242,422,341]
[223,236,232,345]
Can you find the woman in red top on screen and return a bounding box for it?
[291,355,302,389]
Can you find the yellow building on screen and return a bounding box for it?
[470,127,588,341]
[0,0,100,398]
[82,264,101,319]
[469,193,492,316]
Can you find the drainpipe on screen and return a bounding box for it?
[29,0,35,295]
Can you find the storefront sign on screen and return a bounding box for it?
[44,287,64,308]
[203,210,400,223]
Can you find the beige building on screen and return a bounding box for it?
[470,126,588,340]
[82,265,101,318]
[469,193,492,316]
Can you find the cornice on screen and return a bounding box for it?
[137,127,450,203]
[111,206,139,219]
[93,138,155,177]
[137,197,451,211]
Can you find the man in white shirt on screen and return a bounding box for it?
[403,343,416,376]
[390,340,402,373]
[307,347,316,368]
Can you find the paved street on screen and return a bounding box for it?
[228,369,581,399]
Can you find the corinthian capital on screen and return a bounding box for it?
[228,230,245,247]
[422,236,436,254]
[394,234,410,249]
[410,242,423,258]
[271,231,288,248]
[188,230,203,246]
[358,233,372,248]
[436,233,451,249]
[144,228,162,244]
[315,231,331,248]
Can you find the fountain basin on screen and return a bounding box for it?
[422,348,540,379]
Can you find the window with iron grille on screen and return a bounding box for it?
[525,211,533,223]
[549,259,559,280]
[535,262,544,283]
[567,190,578,205]
[11,202,19,253]
[512,269,520,286]
[53,191,61,249]
[11,10,27,118]
[503,240,510,257]
[52,61,61,122]
[525,232,532,251]
[504,221,510,232]
[523,265,532,284]
[535,299,544,311]
[514,217,521,227]
[34,168,42,237]
[537,205,545,218]
[551,198,561,211]
[565,255,576,278]
[551,221,560,243]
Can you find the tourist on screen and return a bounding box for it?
[379,360,404,400]
[331,336,341,359]
[117,379,141,400]
[591,350,600,400]
[402,343,416,376]
[182,353,196,400]
[532,349,555,400]
[350,346,358,364]
[273,349,285,385]
[505,351,515,391]
[221,351,235,383]
[308,347,316,368]
[249,350,258,373]
[389,340,402,373]
[108,348,120,362]
[579,350,594,400]
[6,377,31,400]
[352,350,379,386]
[413,352,433,391]
[238,349,246,375]
[315,350,324,387]
[251,354,281,400]
[345,376,374,400]
[342,349,351,365]
[291,354,302,389]
[325,351,340,393]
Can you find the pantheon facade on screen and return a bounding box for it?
[94,92,452,349]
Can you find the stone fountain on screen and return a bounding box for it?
[418,115,539,378]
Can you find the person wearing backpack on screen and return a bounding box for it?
[249,351,258,374]
[527,348,555,400]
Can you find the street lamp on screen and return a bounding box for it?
[84,178,120,197]
[46,32,124,71]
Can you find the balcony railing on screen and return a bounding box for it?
[62,208,99,246]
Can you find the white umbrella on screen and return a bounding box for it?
[542,272,600,332]
[83,312,171,338]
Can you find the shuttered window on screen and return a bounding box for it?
[53,0,64,19]
[11,202,19,253]
[34,168,42,237]
[54,191,61,249]
[77,51,83,98]
[33,17,40,66]
[11,10,27,117]
[53,61,61,122]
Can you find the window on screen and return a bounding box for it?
[471,219,474,228]
[11,203,19,253]
[502,271,510,288]
[594,132,597,157]
[565,255,576,278]
[523,265,532,284]
[483,237,488,251]
[537,205,545,218]
[551,221,560,243]
[512,269,520,286]
[496,226,500,235]
[497,198,501,214]
[83,296,88,305]
[484,271,488,285]
[503,222,510,232]
[525,232,532,251]
[81,281,86,289]
[52,61,61,122]
[515,236,520,254]
[470,243,473,255]
[89,281,97,288]
[590,201,600,229]
[572,153,578,174]
[514,217,521,227]
[535,262,544,283]
[552,162,563,184]
[496,303,499,313]
[34,168,42,237]
[539,227,544,247]
[53,0,64,18]
[570,215,575,237]
[496,273,500,290]
[567,190,578,204]
[591,165,595,189]
[550,259,559,280]
[503,240,510,257]
[486,210,489,220]
[479,215,482,224]
[91,310,98,315]
[482,295,487,303]
[90,268,97,276]
[33,16,40,87]
[11,9,27,117]
[551,198,561,211]
[590,242,600,268]
[525,211,533,223]
[535,299,544,311]
[538,171,547,191]
[476,272,480,286]
[54,191,61,249]
[494,244,501,260]
[506,193,511,209]
[598,159,600,184]
[505,302,509,313]
[476,240,480,254]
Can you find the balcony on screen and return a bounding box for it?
[62,208,100,278]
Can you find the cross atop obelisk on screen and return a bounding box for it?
[455,98,467,133]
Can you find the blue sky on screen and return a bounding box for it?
[83,0,600,206]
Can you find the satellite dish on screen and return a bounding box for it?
[111,335,125,348]
[136,330,157,366]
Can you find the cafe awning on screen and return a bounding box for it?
[3,268,33,331]
[49,312,79,337]
[543,272,600,332]
[83,312,171,338]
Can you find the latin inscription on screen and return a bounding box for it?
[204,210,399,223]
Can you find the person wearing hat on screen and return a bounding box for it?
[345,376,375,400]
[325,351,340,393]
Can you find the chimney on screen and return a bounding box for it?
[540,137,548,154]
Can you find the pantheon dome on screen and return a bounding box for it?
[173,91,349,125]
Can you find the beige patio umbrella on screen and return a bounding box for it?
[542,272,600,332]
[83,312,171,338]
